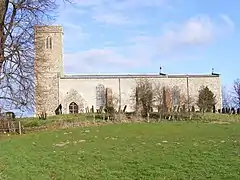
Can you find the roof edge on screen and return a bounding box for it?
[61,73,220,79]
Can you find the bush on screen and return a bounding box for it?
[197,86,216,113]
[22,120,41,127]
[104,106,115,120]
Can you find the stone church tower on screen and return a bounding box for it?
[34,26,63,116]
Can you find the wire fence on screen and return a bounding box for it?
[0,119,22,134]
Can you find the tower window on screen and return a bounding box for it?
[46,36,52,49]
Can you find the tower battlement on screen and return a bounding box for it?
[34,26,63,34]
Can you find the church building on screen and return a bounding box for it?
[34,26,222,116]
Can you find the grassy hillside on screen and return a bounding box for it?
[0,122,239,179]
[17,112,240,129]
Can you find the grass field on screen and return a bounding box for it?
[17,112,240,129]
[0,121,240,179]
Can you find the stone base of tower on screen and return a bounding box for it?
[34,73,60,117]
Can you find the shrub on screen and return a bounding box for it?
[104,106,115,120]
[197,86,216,113]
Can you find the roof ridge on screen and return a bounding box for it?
[61,74,220,79]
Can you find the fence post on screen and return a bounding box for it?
[7,121,10,132]
[18,121,22,135]
[147,113,150,123]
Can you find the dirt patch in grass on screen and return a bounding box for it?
[210,121,231,124]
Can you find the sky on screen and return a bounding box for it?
[55,0,240,87]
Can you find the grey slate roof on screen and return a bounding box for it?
[61,73,220,79]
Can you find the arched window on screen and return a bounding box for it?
[46,36,52,49]
[69,102,78,114]
[96,84,105,110]
[172,86,180,106]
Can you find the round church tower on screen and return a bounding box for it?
[34,26,63,116]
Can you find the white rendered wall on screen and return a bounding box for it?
[59,76,222,114]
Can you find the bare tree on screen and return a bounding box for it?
[222,85,232,108]
[152,82,170,120]
[152,82,163,112]
[132,79,198,120]
[155,84,194,112]
[132,79,154,117]
[112,93,119,111]
[232,79,240,108]
[0,0,70,114]
[170,86,181,111]
[153,84,173,113]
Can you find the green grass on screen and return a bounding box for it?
[16,112,240,130]
[0,121,240,180]
[200,113,240,122]
[18,113,93,127]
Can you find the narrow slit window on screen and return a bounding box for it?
[46,36,52,49]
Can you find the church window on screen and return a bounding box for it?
[69,102,78,114]
[96,84,106,109]
[172,86,180,106]
[46,36,52,49]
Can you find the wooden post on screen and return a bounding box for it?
[18,121,22,135]
[147,113,150,123]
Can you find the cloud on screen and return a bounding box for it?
[127,15,220,55]
[62,14,234,74]
[73,0,169,9]
[56,2,90,51]
[92,12,131,25]
[174,16,214,45]
[71,0,172,25]
[159,15,215,51]
[64,48,147,73]
[60,23,89,52]
[143,15,234,53]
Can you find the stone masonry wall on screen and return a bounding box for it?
[34,26,63,116]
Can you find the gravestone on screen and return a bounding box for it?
[123,105,127,113]
[39,112,47,120]
[222,108,225,114]
[212,105,216,113]
[191,106,195,112]
[55,104,62,115]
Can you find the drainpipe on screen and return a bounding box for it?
[118,78,121,120]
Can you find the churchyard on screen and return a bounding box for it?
[0,113,240,179]
[0,79,239,179]
[0,0,239,179]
